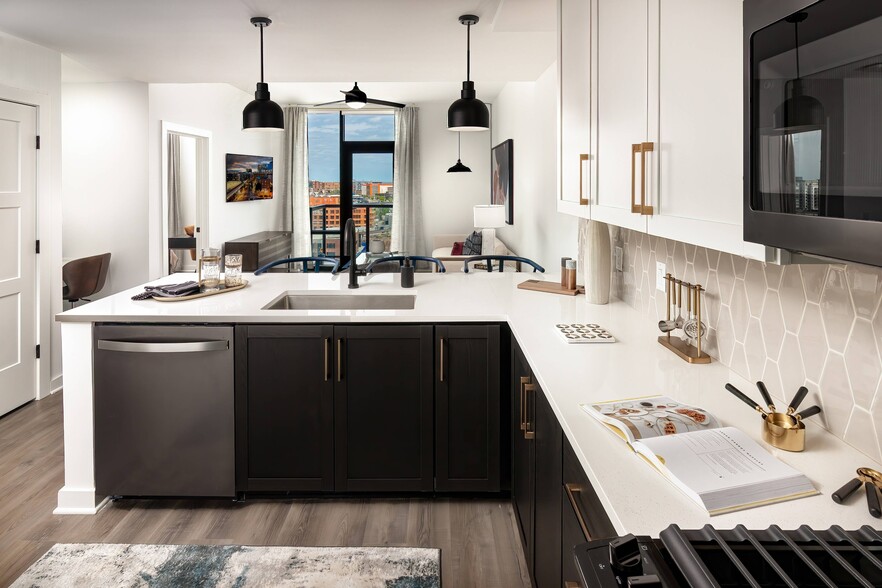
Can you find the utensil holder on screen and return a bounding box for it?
[657,273,711,364]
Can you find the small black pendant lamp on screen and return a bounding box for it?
[773,12,824,131]
[243,17,284,132]
[447,133,472,173]
[448,15,490,132]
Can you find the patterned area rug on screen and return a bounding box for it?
[12,543,441,587]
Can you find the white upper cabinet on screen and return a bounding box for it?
[647,0,764,259]
[556,0,767,259]
[557,0,595,218]
[591,0,654,233]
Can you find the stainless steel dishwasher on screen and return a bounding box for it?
[94,324,235,497]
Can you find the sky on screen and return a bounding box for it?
[308,113,394,182]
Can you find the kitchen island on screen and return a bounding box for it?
[56,271,881,538]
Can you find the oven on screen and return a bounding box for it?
[744,0,882,267]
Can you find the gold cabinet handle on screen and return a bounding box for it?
[336,339,343,382]
[439,338,445,382]
[564,582,582,588]
[324,338,330,382]
[524,383,535,440]
[631,143,641,214]
[640,141,654,216]
[520,377,530,430]
[579,153,590,205]
[565,483,593,541]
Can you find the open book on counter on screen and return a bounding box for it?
[580,396,818,516]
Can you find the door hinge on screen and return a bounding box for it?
[36,135,40,150]
[35,240,40,254]
[35,344,40,359]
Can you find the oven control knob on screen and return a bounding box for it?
[628,574,662,587]
[608,534,642,572]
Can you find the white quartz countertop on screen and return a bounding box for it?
[58,272,882,535]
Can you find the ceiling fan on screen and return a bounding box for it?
[314,82,405,109]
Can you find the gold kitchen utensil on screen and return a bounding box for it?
[658,274,711,363]
[832,467,882,518]
[726,380,823,452]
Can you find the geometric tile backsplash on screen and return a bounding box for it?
[582,220,882,463]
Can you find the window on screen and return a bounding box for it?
[308,112,395,259]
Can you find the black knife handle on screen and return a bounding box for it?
[789,386,809,413]
[795,405,822,420]
[867,483,882,518]
[725,383,763,414]
[756,381,774,409]
[832,478,862,504]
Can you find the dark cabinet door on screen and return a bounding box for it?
[334,325,434,492]
[533,382,563,588]
[511,341,535,576]
[435,325,501,492]
[236,325,335,492]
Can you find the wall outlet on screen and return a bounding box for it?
[615,246,623,272]
[656,261,667,292]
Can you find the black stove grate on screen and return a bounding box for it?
[659,524,882,588]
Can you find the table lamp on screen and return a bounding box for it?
[473,205,506,255]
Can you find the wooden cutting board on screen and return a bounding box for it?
[517,279,584,296]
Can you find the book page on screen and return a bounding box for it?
[636,427,808,494]
[581,396,719,442]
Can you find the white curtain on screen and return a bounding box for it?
[280,106,312,257]
[167,133,183,272]
[392,106,425,255]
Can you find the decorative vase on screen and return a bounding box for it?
[369,239,385,254]
[581,220,611,304]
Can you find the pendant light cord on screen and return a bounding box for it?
[458,132,462,158]
[260,24,265,84]
[466,22,471,82]
[794,20,800,79]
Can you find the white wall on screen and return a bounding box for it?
[418,100,492,249]
[62,82,149,295]
[491,63,578,270]
[0,32,63,391]
[147,83,285,278]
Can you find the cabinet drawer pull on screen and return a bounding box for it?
[439,338,445,382]
[336,339,343,382]
[565,482,593,541]
[631,143,641,214]
[324,338,330,382]
[579,153,589,205]
[639,141,654,216]
[97,340,228,353]
[524,383,535,440]
[520,376,530,431]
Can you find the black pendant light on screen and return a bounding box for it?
[448,15,490,132]
[773,12,824,131]
[447,133,472,173]
[243,17,284,132]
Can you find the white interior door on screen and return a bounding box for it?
[0,100,37,416]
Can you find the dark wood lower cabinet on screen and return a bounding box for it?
[334,325,434,492]
[236,325,335,492]
[435,325,501,492]
[512,342,535,572]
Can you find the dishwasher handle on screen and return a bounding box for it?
[97,340,229,353]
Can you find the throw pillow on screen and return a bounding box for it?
[451,241,464,256]
[463,231,483,255]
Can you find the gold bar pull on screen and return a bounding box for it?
[520,376,530,430]
[579,153,590,205]
[564,583,582,588]
[324,337,330,382]
[565,483,593,541]
[640,141,654,215]
[336,339,343,382]
[524,383,536,440]
[439,338,445,383]
[631,143,641,213]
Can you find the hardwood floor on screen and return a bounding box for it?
[0,392,531,587]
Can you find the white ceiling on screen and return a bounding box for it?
[1,0,555,93]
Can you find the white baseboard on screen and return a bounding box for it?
[55,486,107,515]
[50,375,63,394]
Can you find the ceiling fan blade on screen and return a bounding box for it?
[366,98,405,109]
[313,99,345,107]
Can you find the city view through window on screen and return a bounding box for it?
[308,112,394,258]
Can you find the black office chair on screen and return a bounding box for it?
[364,256,447,273]
[254,257,340,275]
[62,253,112,307]
[462,255,545,273]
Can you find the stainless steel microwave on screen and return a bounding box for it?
[744,0,882,267]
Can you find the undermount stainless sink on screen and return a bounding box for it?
[262,291,416,311]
